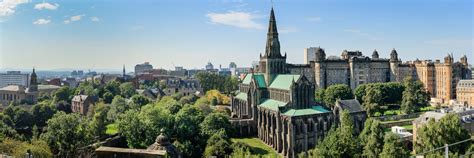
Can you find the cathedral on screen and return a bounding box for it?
[230,8,366,157]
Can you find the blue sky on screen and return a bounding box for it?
[0,0,472,71]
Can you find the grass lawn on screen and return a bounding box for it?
[231,137,281,157]
[106,123,118,135]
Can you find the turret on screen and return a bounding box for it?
[444,53,453,64]
[314,47,326,62]
[390,48,398,62]
[29,68,38,92]
[372,49,379,59]
[460,55,468,66]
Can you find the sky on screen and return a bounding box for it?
[0,0,473,71]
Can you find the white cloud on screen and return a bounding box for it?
[64,14,84,24]
[0,0,29,16]
[343,29,381,41]
[33,18,50,25]
[307,16,321,22]
[206,11,263,29]
[34,2,59,10]
[90,16,99,22]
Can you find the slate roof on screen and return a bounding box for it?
[336,99,364,113]
[268,74,300,90]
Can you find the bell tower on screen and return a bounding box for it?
[259,8,287,85]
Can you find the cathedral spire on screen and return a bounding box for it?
[263,7,283,59]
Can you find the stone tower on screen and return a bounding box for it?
[372,49,379,59]
[389,48,399,81]
[313,47,326,89]
[29,67,38,92]
[259,8,287,85]
[460,55,468,66]
[122,65,126,77]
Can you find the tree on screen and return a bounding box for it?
[312,110,358,157]
[362,86,383,116]
[196,72,239,94]
[322,84,353,108]
[155,96,182,114]
[359,118,384,158]
[354,84,368,103]
[40,112,92,156]
[401,77,429,114]
[105,80,121,96]
[200,112,232,137]
[210,97,218,106]
[130,94,150,109]
[119,82,136,98]
[0,138,52,158]
[203,129,232,158]
[380,133,409,158]
[102,92,114,104]
[107,95,129,121]
[53,86,73,103]
[30,104,57,128]
[174,106,206,157]
[179,95,196,105]
[89,103,110,138]
[315,88,325,103]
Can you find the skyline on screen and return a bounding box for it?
[1,0,473,71]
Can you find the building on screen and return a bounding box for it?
[457,80,474,106]
[162,78,203,97]
[135,62,154,75]
[390,126,413,142]
[71,95,97,115]
[303,47,319,64]
[0,68,38,105]
[0,71,30,88]
[230,8,366,157]
[412,106,474,154]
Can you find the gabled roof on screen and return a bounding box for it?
[242,73,266,88]
[268,74,300,90]
[72,95,89,102]
[336,99,364,113]
[282,106,330,117]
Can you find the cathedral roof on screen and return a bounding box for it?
[268,74,300,90]
[259,99,287,111]
[282,106,330,116]
[235,92,247,101]
[242,73,266,88]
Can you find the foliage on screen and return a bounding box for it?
[200,112,232,137]
[53,86,74,103]
[362,86,383,116]
[107,95,129,121]
[196,72,239,94]
[104,80,121,96]
[314,88,325,103]
[205,90,230,105]
[401,77,429,114]
[30,103,57,128]
[89,103,110,138]
[203,129,233,158]
[174,106,206,157]
[3,106,34,130]
[40,112,92,157]
[178,95,197,105]
[0,138,52,158]
[321,84,353,108]
[415,113,471,155]
[311,110,358,157]
[155,96,182,114]
[119,82,136,98]
[355,82,404,105]
[379,133,409,158]
[130,94,150,109]
[359,118,384,158]
[102,92,114,104]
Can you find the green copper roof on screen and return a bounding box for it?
[242,73,266,88]
[235,92,247,100]
[268,75,300,90]
[258,99,287,111]
[282,106,330,117]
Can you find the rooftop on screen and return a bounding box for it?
[268,74,300,90]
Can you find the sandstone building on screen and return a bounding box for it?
[457,80,474,106]
[0,68,39,105]
[230,8,366,157]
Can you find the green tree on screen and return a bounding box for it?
[362,86,383,116]
[200,112,232,137]
[203,129,232,158]
[155,96,182,114]
[174,106,206,157]
[312,110,358,157]
[315,88,325,103]
[53,86,73,103]
[40,112,92,156]
[102,92,114,104]
[89,103,110,138]
[105,80,121,96]
[0,138,52,158]
[210,97,218,106]
[380,133,409,158]
[359,118,384,158]
[130,94,150,109]
[415,113,470,155]
[119,82,136,98]
[107,95,129,121]
[117,110,155,148]
[401,77,429,114]
[30,104,57,128]
[354,84,368,103]
[322,84,353,108]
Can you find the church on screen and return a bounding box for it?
[230,8,367,157]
